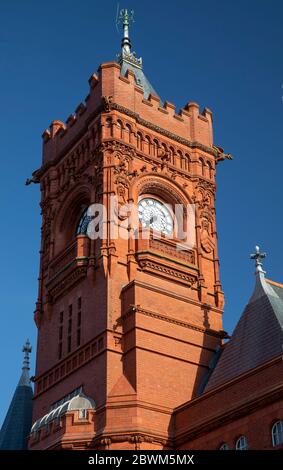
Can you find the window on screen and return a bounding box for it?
[77,329,81,347]
[152,139,158,157]
[105,118,112,137]
[77,297,82,347]
[68,318,72,335]
[58,311,64,359]
[59,325,63,341]
[199,157,205,176]
[124,123,131,143]
[58,343,63,360]
[79,409,87,419]
[144,136,151,155]
[137,132,142,150]
[116,120,123,139]
[67,336,72,354]
[207,160,213,179]
[77,209,93,235]
[219,443,229,450]
[236,436,248,450]
[272,421,283,447]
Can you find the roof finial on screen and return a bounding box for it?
[250,245,267,275]
[22,339,32,372]
[117,8,142,67]
[118,9,134,55]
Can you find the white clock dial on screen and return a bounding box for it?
[138,198,173,235]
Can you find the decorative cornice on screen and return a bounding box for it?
[47,265,88,301]
[138,259,197,287]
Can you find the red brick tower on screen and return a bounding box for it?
[28,10,229,450]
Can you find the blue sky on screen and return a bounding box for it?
[0,0,283,426]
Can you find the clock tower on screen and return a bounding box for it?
[28,10,228,450]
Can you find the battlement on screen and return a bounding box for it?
[41,61,213,166]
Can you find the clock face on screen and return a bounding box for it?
[138,198,173,235]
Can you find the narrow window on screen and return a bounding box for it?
[235,436,248,450]
[58,311,64,359]
[58,342,63,360]
[67,335,72,354]
[272,421,283,447]
[77,329,81,347]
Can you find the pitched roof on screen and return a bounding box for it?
[120,59,159,100]
[205,270,283,391]
[117,9,159,101]
[0,342,33,450]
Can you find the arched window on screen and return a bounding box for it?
[272,421,283,447]
[144,136,151,155]
[104,118,112,137]
[207,160,214,179]
[137,132,142,150]
[152,139,158,157]
[175,150,184,168]
[235,436,248,450]
[219,443,229,450]
[124,123,131,143]
[199,157,205,177]
[77,208,93,235]
[185,153,191,172]
[116,120,123,139]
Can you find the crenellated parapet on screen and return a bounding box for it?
[39,62,217,171]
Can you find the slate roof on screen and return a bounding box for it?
[205,270,283,391]
[0,346,33,450]
[120,59,159,100]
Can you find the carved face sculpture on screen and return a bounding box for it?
[138,198,173,235]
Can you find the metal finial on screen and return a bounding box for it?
[250,245,267,274]
[22,339,32,372]
[117,8,134,55]
[116,8,142,68]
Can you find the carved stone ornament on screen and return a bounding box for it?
[101,95,113,112]
[200,217,215,253]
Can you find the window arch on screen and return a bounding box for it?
[124,123,131,143]
[137,132,142,151]
[76,208,93,236]
[116,120,123,139]
[104,118,112,137]
[272,421,283,447]
[199,157,205,177]
[144,136,151,155]
[184,153,191,172]
[137,132,142,150]
[219,443,229,450]
[152,139,158,157]
[235,436,248,450]
[207,160,214,179]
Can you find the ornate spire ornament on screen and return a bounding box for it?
[250,245,267,275]
[117,8,142,68]
[22,339,32,371]
[18,340,32,386]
